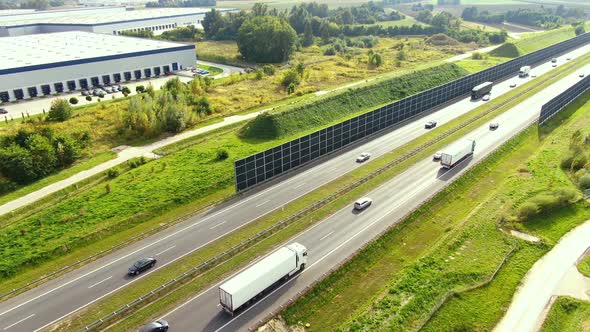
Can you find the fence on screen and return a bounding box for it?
[235,32,590,192]
[539,73,590,124]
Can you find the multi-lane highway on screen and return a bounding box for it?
[0,44,588,332]
[159,62,590,332]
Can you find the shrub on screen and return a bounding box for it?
[216,149,229,161]
[571,154,587,170]
[561,153,574,169]
[324,46,337,56]
[287,83,297,94]
[106,168,120,179]
[122,86,131,95]
[471,52,483,60]
[85,96,92,102]
[136,85,145,93]
[69,97,79,105]
[281,69,301,88]
[98,92,105,98]
[518,201,539,220]
[579,174,590,189]
[47,99,73,122]
[255,69,264,80]
[262,65,276,76]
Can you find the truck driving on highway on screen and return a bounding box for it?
[440,139,476,169]
[219,243,308,315]
[471,82,493,99]
[519,66,531,77]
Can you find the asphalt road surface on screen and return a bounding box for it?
[0,45,588,332]
[160,62,590,332]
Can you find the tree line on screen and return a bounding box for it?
[145,0,215,8]
[462,6,586,29]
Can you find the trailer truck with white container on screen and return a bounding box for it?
[440,139,476,169]
[519,66,531,77]
[219,243,308,315]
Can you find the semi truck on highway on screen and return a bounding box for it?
[440,139,476,169]
[219,243,308,315]
[471,82,493,99]
[519,66,531,77]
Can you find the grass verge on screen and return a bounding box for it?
[541,297,590,332]
[48,52,590,330]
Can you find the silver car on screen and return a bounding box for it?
[354,197,373,210]
[356,152,371,163]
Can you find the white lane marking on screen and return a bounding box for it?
[210,221,227,230]
[293,183,306,189]
[87,276,112,289]
[255,200,270,208]
[319,231,334,241]
[214,179,436,332]
[3,314,35,330]
[155,245,177,256]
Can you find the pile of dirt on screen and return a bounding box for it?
[425,33,460,46]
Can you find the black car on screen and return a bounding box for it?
[128,257,157,275]
[424,121,437,129]
[139,320,169,332]
[0,108,7,114]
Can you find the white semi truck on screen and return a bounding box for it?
[440,139,476,169]
[519,66,531,77]
[219,243,308,315]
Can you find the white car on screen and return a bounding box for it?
[531,73,537,78]
[433,152,442,160]
[356,152,371,163]
[509,82,517,88]
[552,64,557,67]
[354,197,373,210]
[489,122,499,130]
[580,73,585,78]
[482,94,491,101]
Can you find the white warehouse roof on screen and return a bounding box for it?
[0,7,216,27]
[0,31,193,72]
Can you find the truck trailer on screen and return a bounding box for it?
[219,243,308,315]
[440,139,476,169]
[471,82,493,99]
[519,66,531,77]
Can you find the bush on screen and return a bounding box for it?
[216,149,229,161]
[281,69,301,88]
[518,201,539,220]
[69,97,79,105]
[106,168,120,179]
[136,85,145,93]
[579,174,590,189]
[571,154,587,170]
[122,86,131,95]
[98,92,105,98]
[471,52,484,60]
[262,65,276,76]
[561,153,574,169]
[255,69,264,80]
[85,96,92,102]
[324,46,337,56]
[47,99,73,122]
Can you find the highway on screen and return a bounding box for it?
[0,44,588,332]
[159,62,590,332]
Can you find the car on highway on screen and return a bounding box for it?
[424,120,437,129]
[482,94,491,101]
[567,57,571,61]
[356,152,371,163]
[354,197,372,210]
[551,58,557,63]
[489,122,499,130]
[509,82,517,88]
[580,73,585,78]
[552,64,557,67]
[0,108,7,114]
[531,73,537,78]
[139,319,169,332]
[433,152,442,160]
[128,257,156,275]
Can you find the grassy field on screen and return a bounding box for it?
[456,56,510,73]
[516,26,578,54]
[281,78,590,331]
[578,252,590,278]
[216,0,370,10]
[197,64,223,76]
[542,297,590,332]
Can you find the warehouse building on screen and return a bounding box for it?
[0,7,234,37]
[0,31,196,102]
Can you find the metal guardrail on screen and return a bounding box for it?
[78,52,588,331]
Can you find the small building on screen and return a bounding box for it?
[0,31,196,102]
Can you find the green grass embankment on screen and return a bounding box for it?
[239,63,468,139]
[489,42,524,58]
[541,297,590,332]
[282,82,590,331]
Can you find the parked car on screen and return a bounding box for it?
[81,90,90,96]
[354,197,373,210]
[0,108,7,114]
[128,257,156,275]
[104,87,113,94]
[509,82,517,88]
[489,122,499,130]
[424,120,437,129]
[433,152,442,160]
[111,86,119,92]
[482,94,491,101]
[356,152,371,163]
[92,89,102,96]
[139,320,169,332]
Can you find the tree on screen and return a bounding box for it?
[281,69,301,88]
[573,22,586,36]
[47,98,73,122]
[27,134,57,179]
[251,3,268,16]
[341,9,354,25]
[53,134,81,167]
[0,144,36,184]
[202,8,225,38]
[416,10,433,24]
[237,16,297,63]
[461,6,478,21]
[302,19,314,47]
